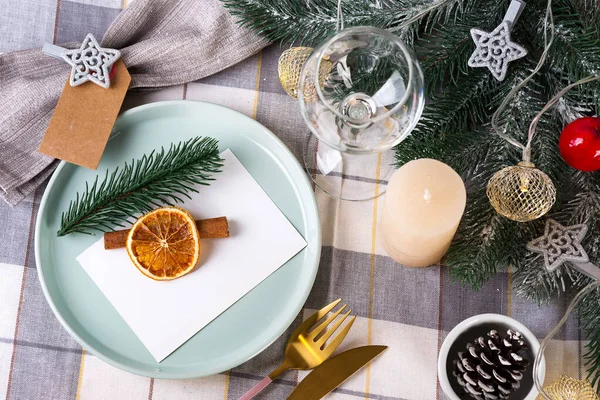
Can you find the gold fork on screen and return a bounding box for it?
[239,299,356,400]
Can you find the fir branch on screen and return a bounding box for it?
[418,0,505,93]
[513,248,589,304]
[57,137,223,236]
[221,0,600,385]
[447,188,514,289]
[411,70,497,140]
[222,0,368,45]
[546,0,600,79]
[221,0,470,46]
[527,108,569,189]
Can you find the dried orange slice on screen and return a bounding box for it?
[126,207,200,280]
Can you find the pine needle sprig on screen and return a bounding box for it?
[446,190,512,289]
[221,0,470,46]
[547,1,600,78]
[57,137,223,237]
[418,0,505,92]
[416,71,496,138]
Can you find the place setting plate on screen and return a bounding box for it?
[35,100,321,378]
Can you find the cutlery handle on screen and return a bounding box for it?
[239,376,272,400]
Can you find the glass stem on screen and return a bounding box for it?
[350,127,362,146]
[534,281,600,399]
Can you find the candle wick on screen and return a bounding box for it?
[423,188,432,202]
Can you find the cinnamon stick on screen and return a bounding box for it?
[104,216,229,250]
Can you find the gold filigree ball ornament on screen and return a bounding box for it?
[277,47,332,100]
[486,69,600,222]
[538,375,599,400]
[487,161,556,222]
[487,111,558,223]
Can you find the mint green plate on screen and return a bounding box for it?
[35,101,321,378]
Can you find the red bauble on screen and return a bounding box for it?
[559,116,600,172]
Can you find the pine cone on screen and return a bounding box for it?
[452,329,529,400]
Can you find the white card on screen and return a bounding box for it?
[77,149,307,362]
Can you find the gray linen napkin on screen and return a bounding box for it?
[0,0,269,206]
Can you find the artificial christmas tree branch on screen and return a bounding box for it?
[221,0,469,45]
[222,0,600,387]
[57,137,223,236]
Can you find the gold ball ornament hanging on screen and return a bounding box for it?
[538,375,599,400]
[277,47,332,100]
[486,161,556,222]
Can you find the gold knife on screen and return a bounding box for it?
[287,345,388,400]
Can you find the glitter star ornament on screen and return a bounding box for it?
[468,21,528,81]
[527,219,589,272]
[61,33,121,89]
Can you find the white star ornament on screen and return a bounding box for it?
[527,219,589,272]
[468,22,527,82]
[61,33,121,89]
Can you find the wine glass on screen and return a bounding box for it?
[298,26,425,201]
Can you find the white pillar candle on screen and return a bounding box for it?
[380,159,466,267]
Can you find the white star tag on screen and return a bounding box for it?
[467,22,527,82]
[61,33,121,89]
[527,219,589,272]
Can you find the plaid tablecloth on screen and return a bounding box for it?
[0,1,584,399]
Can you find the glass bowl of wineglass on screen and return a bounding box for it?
[298,26,425,201]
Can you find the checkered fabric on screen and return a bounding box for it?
[0,1,584,399]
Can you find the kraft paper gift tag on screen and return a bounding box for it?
[39,59,131,169]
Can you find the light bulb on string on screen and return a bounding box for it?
[483,0,600,223]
